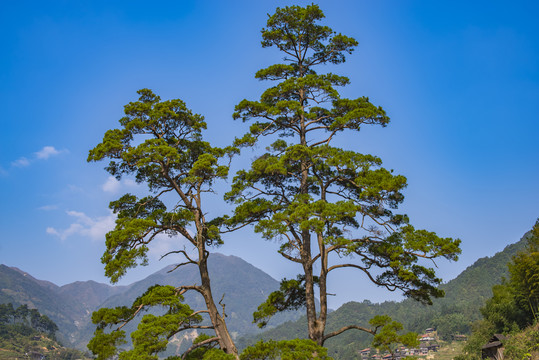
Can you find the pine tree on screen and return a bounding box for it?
[226,4,461,346]
[88,89,238,359]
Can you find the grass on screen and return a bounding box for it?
[426,341,466,360]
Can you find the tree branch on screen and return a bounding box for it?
[181,336,220,360]
[176,285,204,296]
[323,324,374,342]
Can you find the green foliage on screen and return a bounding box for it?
[88,285,201,360]
[240,339,332,360]
[0,303,58,339]
[508,220,539,322]
[480,219,539,334]
[504,322,539,360]
[369,315,418,355]
[432,313,470,341]
[87,328,127,360]
[239,233,532,359]
[181,334,236,360]
[455,319,495,360]
[253,275,315,328]
[88,89,240,357]
[88,88,234,284]
[457,219,539,360]
[481,284,524,333]
[0,303,87,359]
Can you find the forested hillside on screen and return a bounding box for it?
[0,303,90,359]
[0,264,88,345]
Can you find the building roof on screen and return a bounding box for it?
[482,334,508,350]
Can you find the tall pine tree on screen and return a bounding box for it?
[88,89,238,359]
[226,4,461,346]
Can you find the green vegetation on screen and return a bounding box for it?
[0,303,89,359]
[431,340,466,360]
[457,219,539,360]
[240,339,331,360]
[0,221,534,359]
[503,322,539,360]
[0,303,57,339]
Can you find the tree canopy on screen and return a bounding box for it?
[225,4,461,346]
[0,303,58,339]
[87,89,238,359]
[86,4,463,358]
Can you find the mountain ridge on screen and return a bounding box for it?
[0,253,301,349]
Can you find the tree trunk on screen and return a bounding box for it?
[317,232,329,346]
[198,253,239,358]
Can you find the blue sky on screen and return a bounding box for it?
[1,1,538,308]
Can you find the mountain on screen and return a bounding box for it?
[72,253,302,349]
[1,230,529,358]
[0,264,83,344]
[58,280,129,314]
[238,231,531,360]
[0,253,301,350]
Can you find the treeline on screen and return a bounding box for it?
[457,219,539,360]
[0,303,58,339]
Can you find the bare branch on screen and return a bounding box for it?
[323,324,374,342]
[117,304,144,330]
[176,285,204,296]
[278,251,302,263]
[189,309,210,317]
[162,249,198,267]
[328,263,398,292]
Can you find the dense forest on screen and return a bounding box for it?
[457,220,539,360]
[0,303,90,359]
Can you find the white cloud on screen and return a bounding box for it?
[102,176,121,193]
[46,227,59,236]
[9,146,67,170]
[12,157,30,167]
[102,176,138,193]
[47,210,116,242]
[35,146,61,159]
[48,209,195,263]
